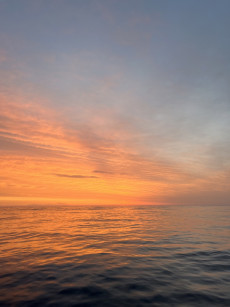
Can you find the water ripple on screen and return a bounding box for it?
[0,205,230,306]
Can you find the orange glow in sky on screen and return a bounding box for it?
[1,1,230,206]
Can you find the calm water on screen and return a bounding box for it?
[0,205,230,307]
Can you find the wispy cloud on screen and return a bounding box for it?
[1,88,229,205]
[93,170,113,174]
[54,174,98,179]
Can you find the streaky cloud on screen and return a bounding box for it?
[93,170,113,174]
[54,174,98,179]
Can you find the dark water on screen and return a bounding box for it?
[0,205,230,307]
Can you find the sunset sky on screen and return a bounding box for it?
[0,0,230,205]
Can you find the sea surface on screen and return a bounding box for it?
[0,205,230,307]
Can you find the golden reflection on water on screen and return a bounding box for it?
[1,205,230,264]
[1,205,230,306]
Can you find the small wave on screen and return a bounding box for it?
[1,205,230,306]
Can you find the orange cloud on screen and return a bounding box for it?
[0,90,183,205]
[1,89,229,206]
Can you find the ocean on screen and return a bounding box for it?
[0,205,230,306]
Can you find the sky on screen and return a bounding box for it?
[0,0,230,205]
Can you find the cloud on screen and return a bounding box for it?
[0,89,220,186]
[54,174,98,179]
[93,170,113,174]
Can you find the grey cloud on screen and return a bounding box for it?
[54,174,98,179]
[93,170,113,174]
